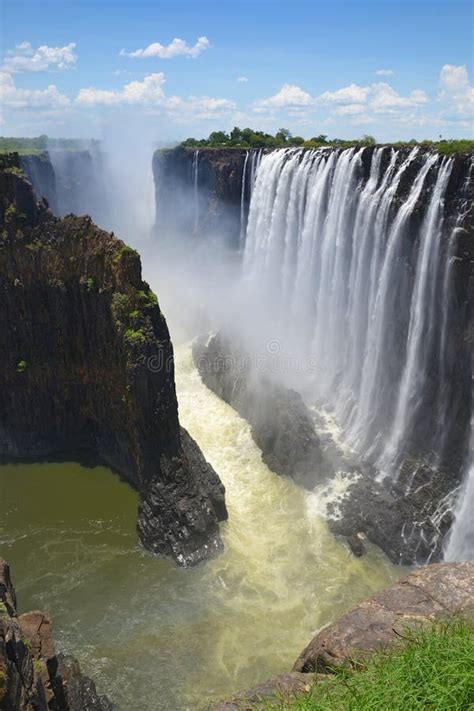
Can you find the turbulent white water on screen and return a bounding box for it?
[0,344,400,710]
[242,147,469,482]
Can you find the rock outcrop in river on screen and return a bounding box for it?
[0,559,113,710]
[0,154,227,566]
[193,333,330,489]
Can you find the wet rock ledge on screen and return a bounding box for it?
[209,561,474,709]
[0,154,227,566]
[193,333,330,489]
[0,559,112,711]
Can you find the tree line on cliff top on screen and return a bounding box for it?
[179,127,474,155]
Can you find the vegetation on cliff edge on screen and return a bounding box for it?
[178,127,474,155]
[0,135,100,155]
[267,619,474,710]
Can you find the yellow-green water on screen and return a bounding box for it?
[0,344,401,710]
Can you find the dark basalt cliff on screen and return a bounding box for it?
[0,558,113,710]
[0,154,227,566]
[193,333,331,489]
[19,150,109,225]
[18,154,58,214]
[153,147,248,248]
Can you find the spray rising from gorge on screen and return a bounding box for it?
[19,142,473,563]
[2,135,470,711]
[152,144,473,562]
[242,148,470,477]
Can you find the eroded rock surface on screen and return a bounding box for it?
[328,463,457,565]
[293,561,474,673]
[208,563,473,709]
[207,672,316,711]
[0,154,227,566]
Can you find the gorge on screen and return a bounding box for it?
[2,139,472,709]
[152,144,473,564]
[0,152,227,568]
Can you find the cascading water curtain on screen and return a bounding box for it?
[239,149,264,250]
[243,146,471,482]
[193,150,199,233]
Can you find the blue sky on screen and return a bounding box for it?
[1,0,473,141]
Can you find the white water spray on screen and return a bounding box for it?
[242,147,470,490]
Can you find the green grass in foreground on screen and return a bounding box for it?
[268,619,474,711]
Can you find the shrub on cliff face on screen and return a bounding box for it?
[276,619,474,710]
[125,328,146,345]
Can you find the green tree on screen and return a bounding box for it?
[275,128,292,144]
[311,134,328,144]
[208,131,229,146]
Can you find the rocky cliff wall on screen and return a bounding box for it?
[153,147,249,248]
[19,150,109,225]
[18,154,58,214]
[0,558,113,711]
[0,154,227,566]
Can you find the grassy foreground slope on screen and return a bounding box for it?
[269,620,474,711]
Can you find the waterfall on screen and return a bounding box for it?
[239,152,249,250]
[238,149,264,250]
[444,366,474,561]
[242,147,471,492]
[378,158,453,474]
[193,150,199,232]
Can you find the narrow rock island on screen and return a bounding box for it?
[0,154,227,566]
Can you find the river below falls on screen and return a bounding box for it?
[0,344,402,710]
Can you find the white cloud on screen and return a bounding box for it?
[76,72,235,120]
[166,96,236,111]
[254,83,313,111]
[77,73,166,105]
[165,95,236,120]
[334,103,366,115]
[375,69,394,76]
[120,36,210,59]
[438,64,474,116]
[318,81,427,115]
[439,64,470,91]
[237,76,248,83]
[319,83,370,105]
[2,42,77,73]
[370,83,427,112]
[0,71,70,109]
